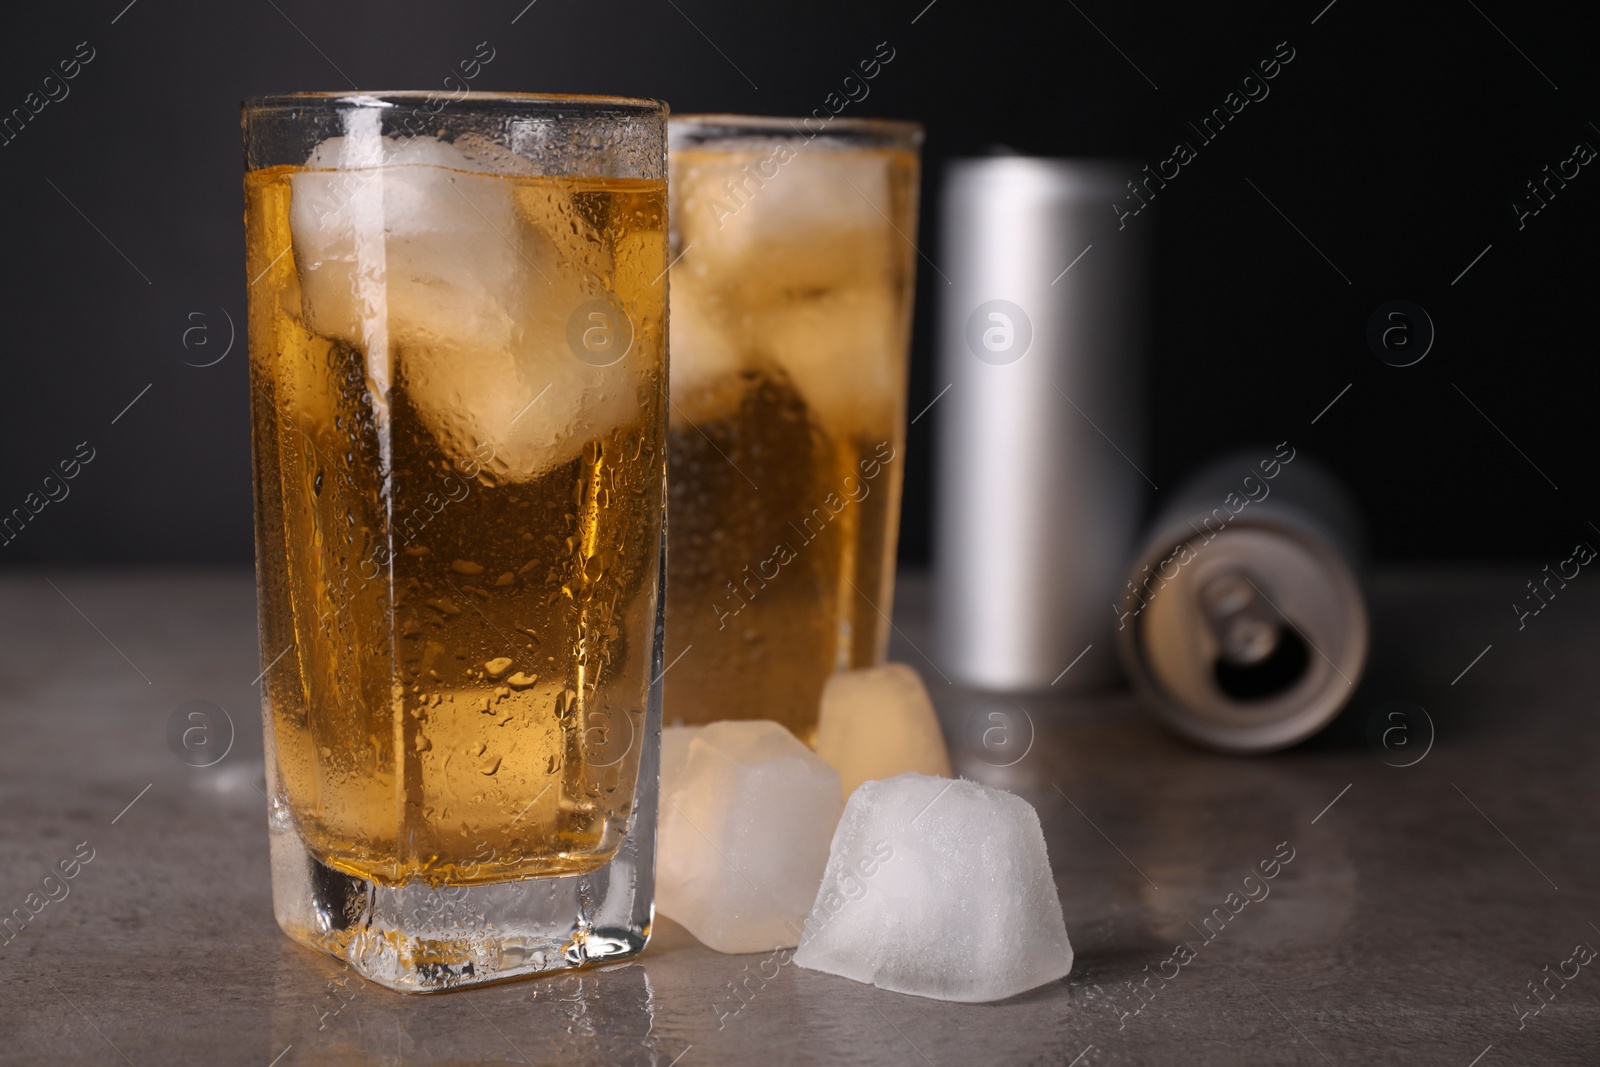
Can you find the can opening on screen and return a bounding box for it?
[1213,626,1309,702]
[1200,572,1311,703]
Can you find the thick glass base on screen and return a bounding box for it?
[265,772,658,994]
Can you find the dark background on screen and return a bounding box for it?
[0,0,1593,569]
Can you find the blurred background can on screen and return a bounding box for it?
[1117,450,1369,753]
[934,157,1149,692]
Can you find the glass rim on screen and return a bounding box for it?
[242,91,668,116]
[669,113,922,150]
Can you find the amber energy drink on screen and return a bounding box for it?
[244,92,668,991]
[663,116,922,743]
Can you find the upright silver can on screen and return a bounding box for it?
[934,158,1148,690]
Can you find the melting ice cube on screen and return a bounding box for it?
[815,663,952,798]
[657,721,843,953]
[670,150,904,438]
[288,128,645,480]
[793,773,1073,1002]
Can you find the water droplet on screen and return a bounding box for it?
[413,734,431,753]
[507,671,540,689]
[451,559,484,575]
[478,755,502,776]
[485,656,513,678]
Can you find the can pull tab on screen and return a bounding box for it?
[1200,573,1310,701]
[1200,573,1279,664]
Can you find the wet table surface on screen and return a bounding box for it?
[2,568,1597,1066]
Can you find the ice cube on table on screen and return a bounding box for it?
[793,773,1073,1002]
[287,129,645,481]
[657,721,844,953]
[815,663,952,798]
[659,722,703,794]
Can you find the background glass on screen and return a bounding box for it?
[664,115,922,743]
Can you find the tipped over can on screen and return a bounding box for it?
[1117,448,1369,753]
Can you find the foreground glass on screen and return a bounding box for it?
[242,92,669,991]
[664,115,922,744]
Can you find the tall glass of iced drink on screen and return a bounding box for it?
[665,116,922,743]
[243,92,668,991]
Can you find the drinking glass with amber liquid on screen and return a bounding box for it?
[243,92,668,991]
[664,115,922,744]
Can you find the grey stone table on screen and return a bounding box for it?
[2,569,1597,1065]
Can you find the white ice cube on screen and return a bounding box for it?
[793,773,1073,1002]
[682,149,891,264]
[670,150,904,439]
[289,132,527,354]
[664,277,748,427]
[288,130,644,481]
[657,721,843,953]
[815,663,952,798]
[758,281,903,443]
